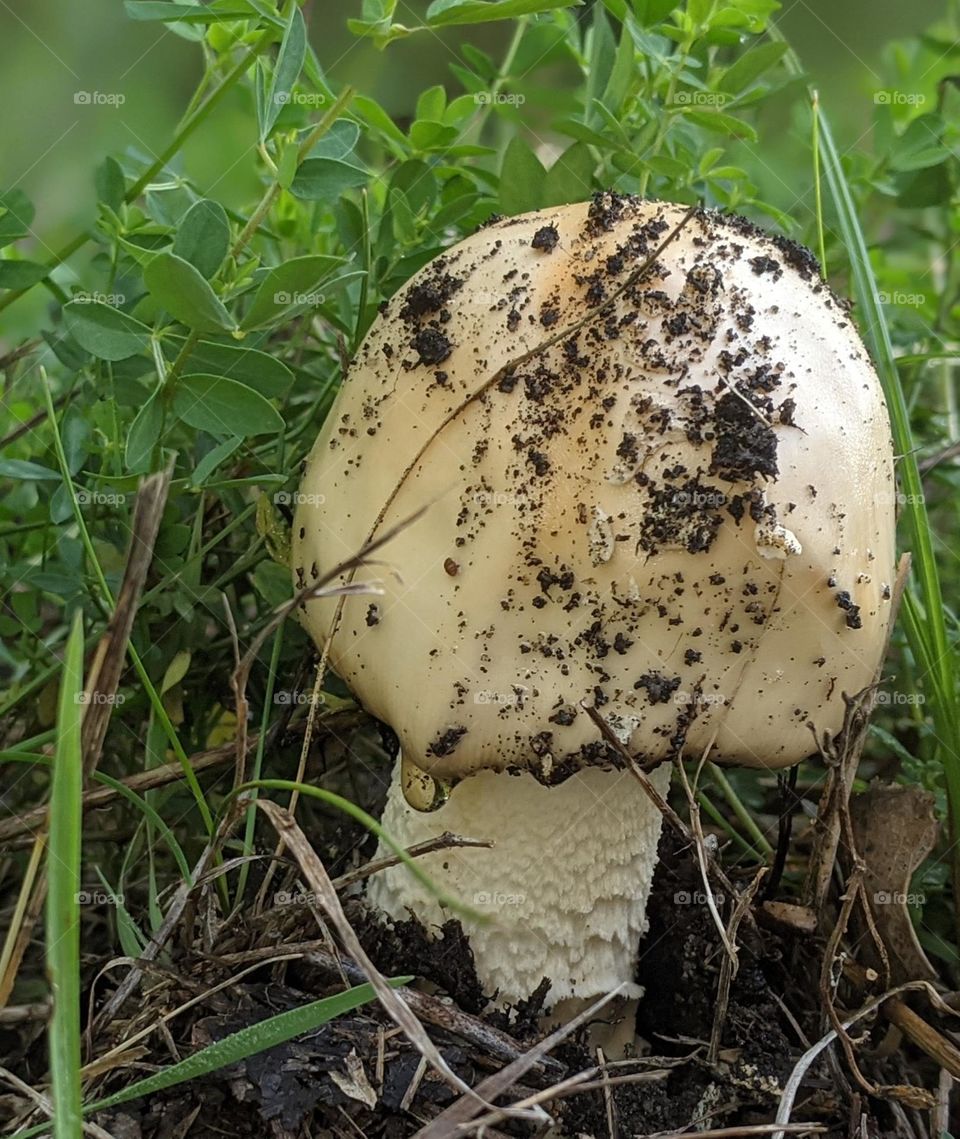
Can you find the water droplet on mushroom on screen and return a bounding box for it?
[400,752,450,812]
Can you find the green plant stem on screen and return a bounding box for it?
[472,16,527,139]
[231,86,355,260]
[697,790,766,861]
[233,624,285,910]
[0,28,275,317]
[810,89,827,275]
[707,763,774,855]
[164,330,202,387]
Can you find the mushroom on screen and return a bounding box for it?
[292,194,896,1013]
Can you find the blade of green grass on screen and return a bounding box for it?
[17,980,409,1137]
[46,610,85,1139]
[772,29,960,929]
[233,624,285,910]
[232,779,487,923]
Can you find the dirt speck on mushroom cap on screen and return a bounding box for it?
[293,195,896,783]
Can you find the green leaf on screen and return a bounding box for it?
[889,115,947,172]
[426,0,580,26]
[0,189,35,247]
[94,156,126,213]
[603,23,636,113]
[631,0,678,25]
[168,338,294,396]
[585,7,616,123]
[190,435,244,486]
[718,41,788,94]
[277,143,299,190]
[144,251,235,333]
[499,137,546,215]
[390,159,438,214]
[896,162,951,208]
[173,375,284,437]
[290,157,369,199]
[241,254,343,330]
[47,610,85,1139]
[308,119,361,160]
[409,120,459,150]
[125,391,164,472]
[173,199,231,278]
[353,95,408,148]
[62,300,152,361]
[79,981,409,1119]
[345,17,413,48]
[124,2,252,22]
[0,260,48,290]
[0,458,61,480]
[416,85,447,122]
[262,3,307,139]
[542,141,595,206]
[684,109,758,142]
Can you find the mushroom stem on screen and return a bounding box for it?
[367,757,671,1010]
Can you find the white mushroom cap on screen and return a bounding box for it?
[293,195,896,784]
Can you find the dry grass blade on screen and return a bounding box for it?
[0,1065,118,1139]
[90,799,246,1035]
[459,1064,671,1133]
[651,1127,827,1137]
[252,797,512,1119]
[0,1002,49,1024]
[80,462,173,777]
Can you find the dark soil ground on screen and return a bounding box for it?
[1,709,956,1138]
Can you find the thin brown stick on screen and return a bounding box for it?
[583,706,744,908]
[772,980,956,1137]
[884,998,960,1080]
[0,730,285,846]
[331,832,493,891]
[0,1001,49,1024]
[709,865,766,1062]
